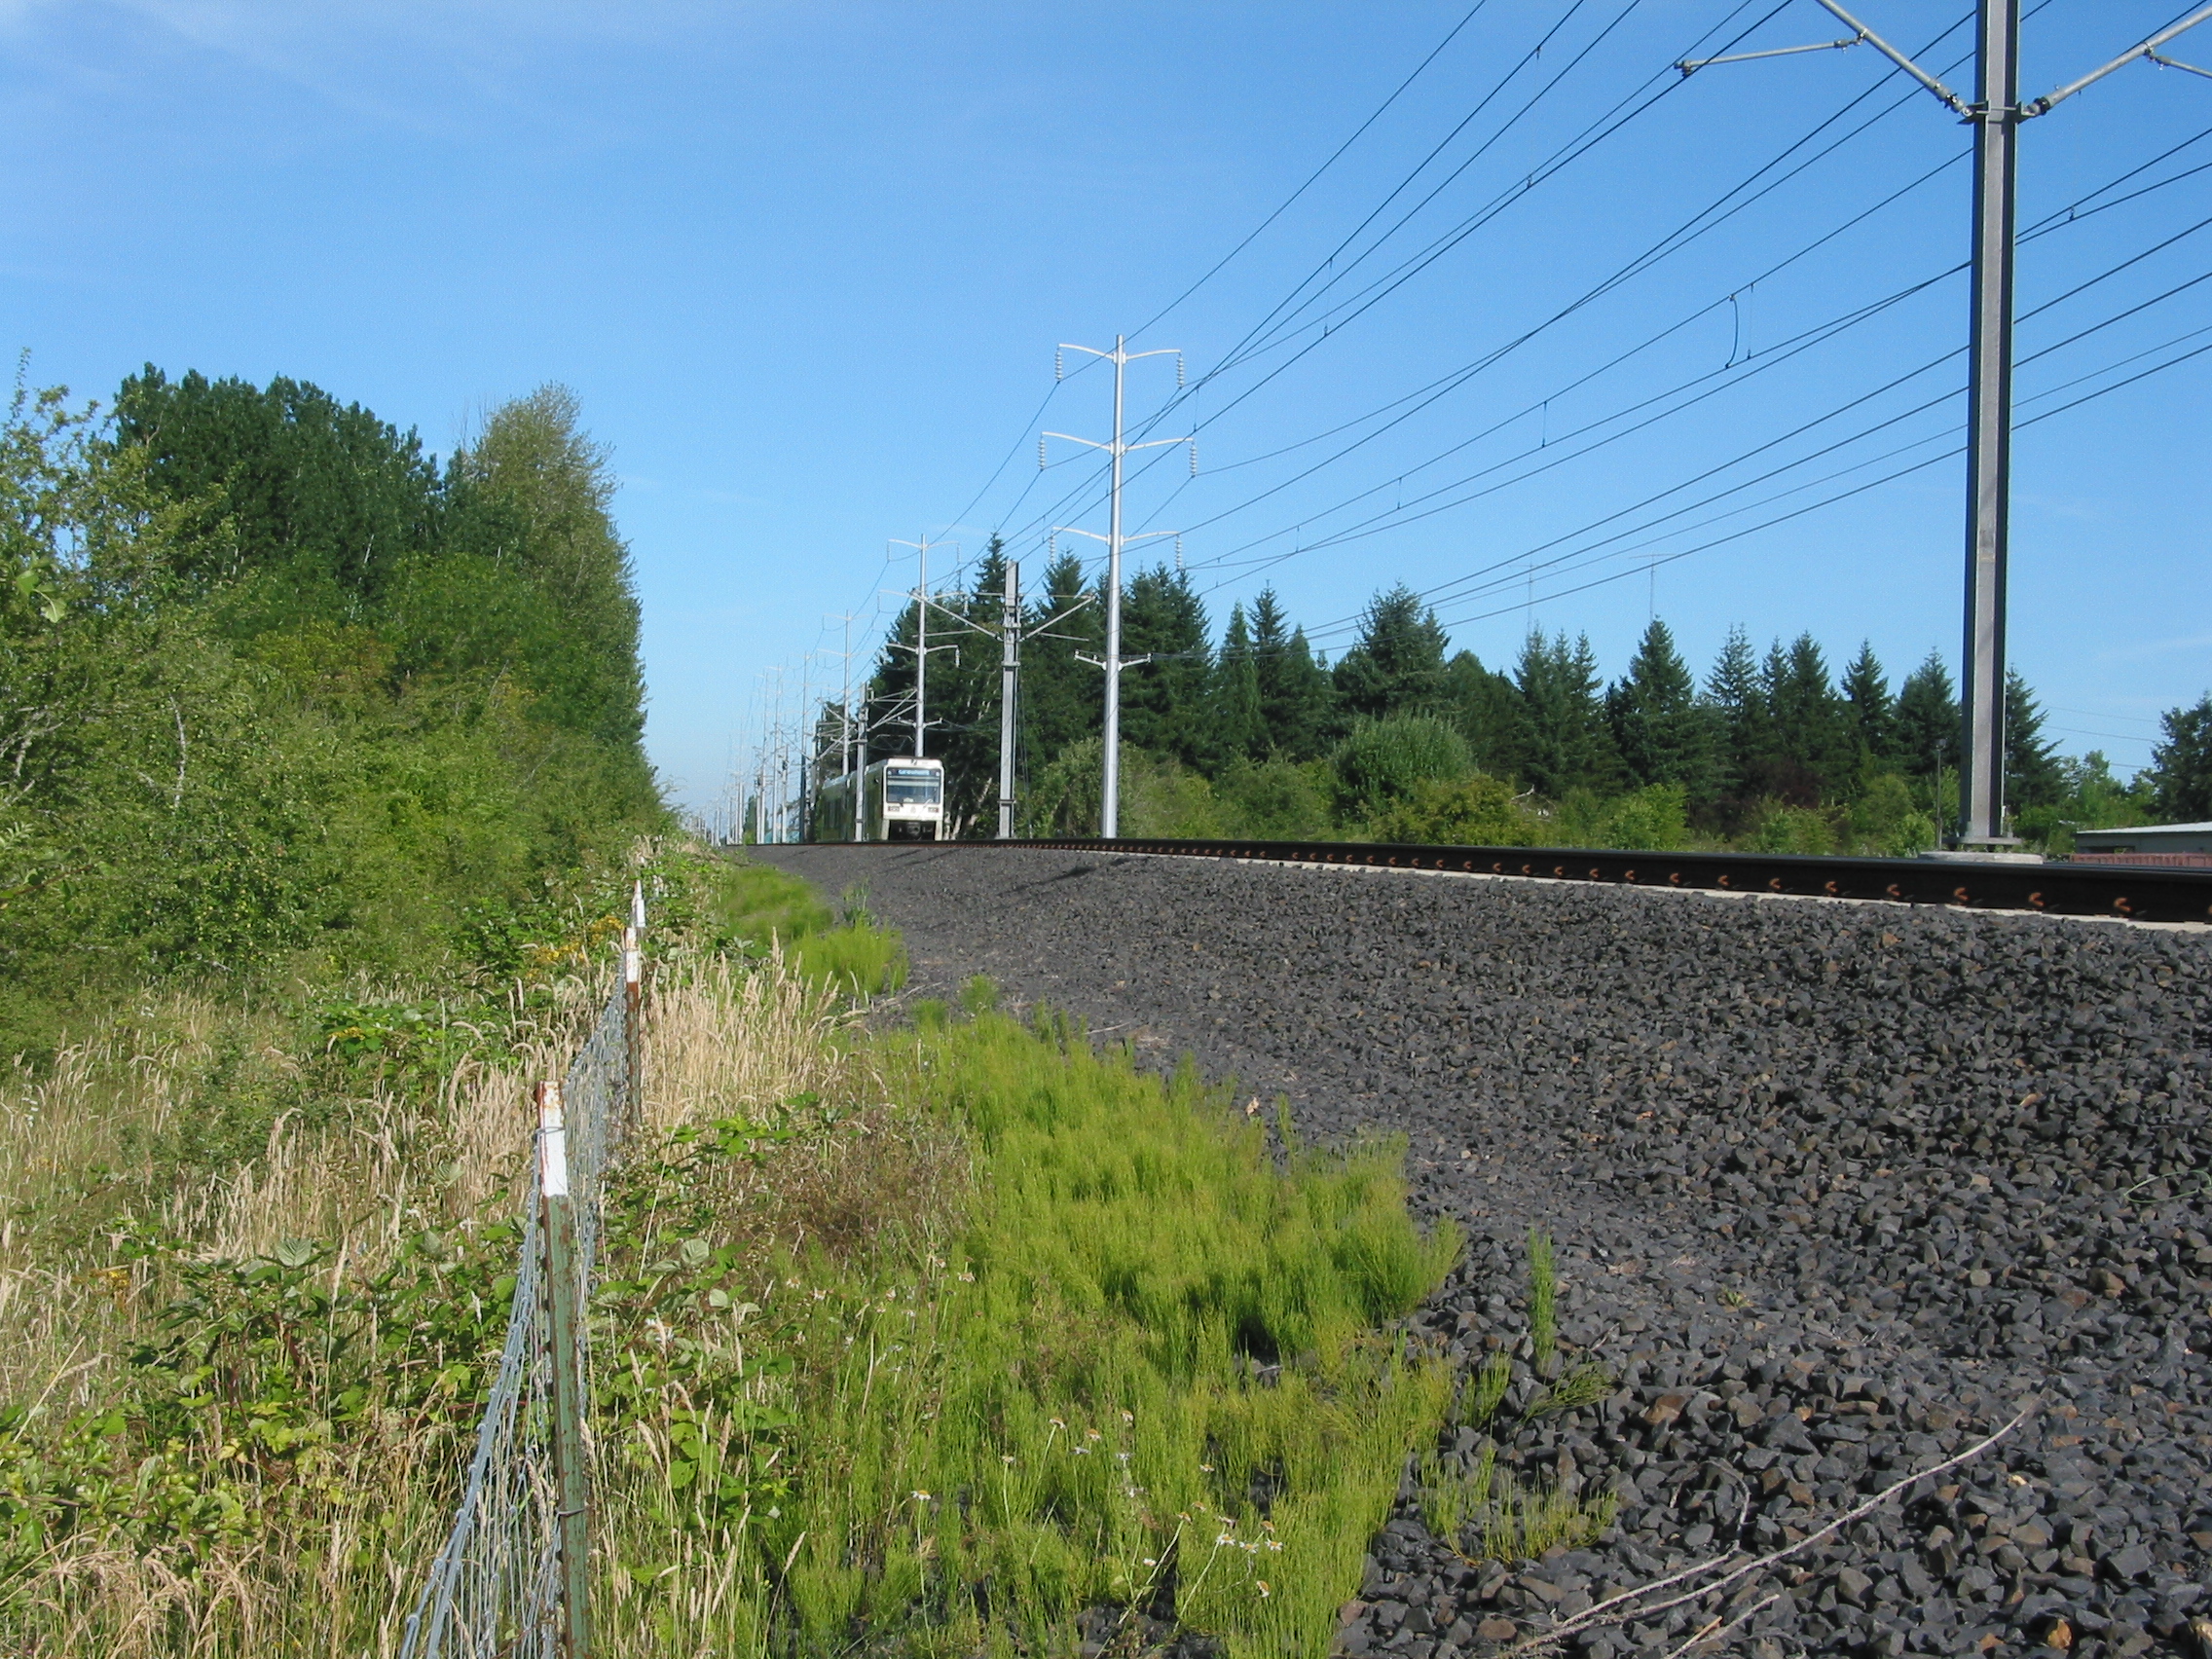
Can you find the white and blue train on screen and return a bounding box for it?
[811,756,945,842]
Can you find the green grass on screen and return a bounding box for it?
[1527,1225,1558,1380]
[707,854,908,997]
[0,851,1456,1658]
[597,1002,1461,1657]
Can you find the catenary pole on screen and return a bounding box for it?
[1958,0,2018,848]
[915,540,928,759]
[998,559,1020,837]
[1045,343,1190,838]
[1104,339,1125,835]
[1692,0,2210,849]
[889,535,953,761]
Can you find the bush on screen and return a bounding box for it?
[1215,758,1333,839]
[1327,716,1471,819]
[1750,800,1842,856]
[1597,783,1690,851]
[1365,774,1532,845]
[1849,771,1938,856]
[1021,739,1221,837]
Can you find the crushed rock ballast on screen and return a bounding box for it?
[758,844,2212,1659]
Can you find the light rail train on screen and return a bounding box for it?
[811,756,945,841]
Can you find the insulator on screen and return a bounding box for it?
[1038,437,1048,469]
[1177,354,1186,388]
[1174,535,1184,572]
[1189,440,1198,476]
[1054,349,1062,381]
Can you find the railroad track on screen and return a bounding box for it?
[966,837,2212,925]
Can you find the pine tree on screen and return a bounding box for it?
[2004,668,2064,810]
[1017,550,1102,778]
[1839,642,1894,763]
[1333,584,1448,720]
[1118,563,1211,767]
[1760,633,1848,802]
[1251,587,1334,759]
[1893,651,1958,781]
[1212,603,1266,766]
[1510,630,1618,798]
[2148,693,2212,821]
[1606,618,1708,793]
[1444,648,1520,777]
[1704,626,1765,802]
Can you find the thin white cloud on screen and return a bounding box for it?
[2094,632,2212,665]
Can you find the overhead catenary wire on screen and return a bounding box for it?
[993,1,1800,561]
[1284,252,2212,645]
[1223,213,2212,618]
[1025,5,1991,569]
[1164,103,2212,621]
[1424,324,2212,633]
[1127,0,1497,342]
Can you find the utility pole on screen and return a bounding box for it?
[1684,0,2212,851]
[997,559,1020,838]
[805,654,823,849]
[889,535,956,759]
[1044,339,1193,837]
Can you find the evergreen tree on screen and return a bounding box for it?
[1333,584,1448,720]
[1893,650,1958,781]
[1606,618,1708,793]
[1509,630,1617,798]
[1117,563,1210,767]
[1250,587,1333,759]
[2147,694,2212,820]
[1759,633,1848,802]
[1839,642,1894,761]
[1703,626,1765,802]
[1017,550,1101,774]
[1211,603,1266,766]
[910,541,1015,834]
[117,365,440,610]
[1443,648,1521,778]
[2004,668,2064,812]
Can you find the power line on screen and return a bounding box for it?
[1423,318,2212,635]
[1184,136,2212,616]
[1128,0,1495,342]
[996,2,1799,557]
[1044,6,1986,566]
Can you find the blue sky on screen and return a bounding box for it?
[3,1,2206,812]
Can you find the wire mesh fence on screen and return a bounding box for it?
[398,893,645,1659]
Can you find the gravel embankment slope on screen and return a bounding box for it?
[757,844,2212,1659]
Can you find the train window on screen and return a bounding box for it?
[885,768,941,805]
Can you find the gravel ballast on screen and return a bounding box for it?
[757,845,2212,1658]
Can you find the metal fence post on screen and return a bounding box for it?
[623,882,645,1134]
[535,1080,592,1659]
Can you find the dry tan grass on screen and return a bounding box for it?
[0,939,882,1657]
[644,947,855,1136]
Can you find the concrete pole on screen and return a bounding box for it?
[998,559,1020,838]
[1957,0,2019,846]
[1102,336,1125,839]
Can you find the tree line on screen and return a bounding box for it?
[1,367,661,1050]
[836,542,2200,850]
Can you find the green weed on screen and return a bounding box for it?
[1461,1349,1513,1426]
[1528,1362,1614,1419]
[1527,1226,1558,1379]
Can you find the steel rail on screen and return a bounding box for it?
[923,838,2212,926]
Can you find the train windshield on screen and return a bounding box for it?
[885,767,941,805]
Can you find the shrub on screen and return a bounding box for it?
[1327,716,1470,819]
[1750,800,1842,856]
[1365,774,1532,845]
[1215,758,1334,839]
[1596,783,1689,851]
